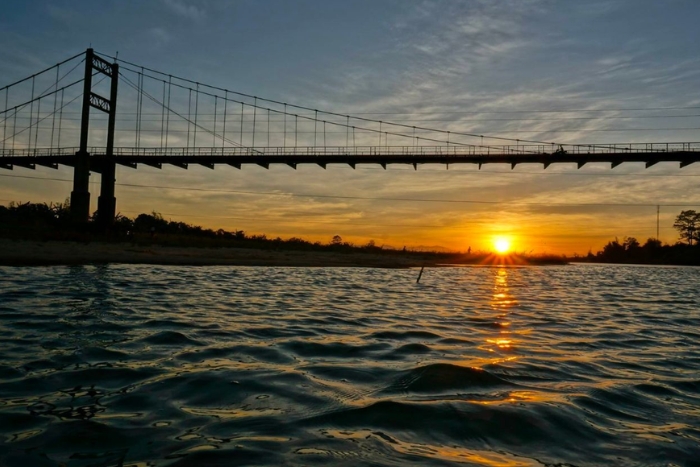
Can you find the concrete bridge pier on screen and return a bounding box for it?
[96,57,118,230]
[68,48,119,229]
[70,150,91,223]
[97,160,116,228]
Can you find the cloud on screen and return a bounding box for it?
[149,27,172,47]
[162,0,207,22]
[46,5,79,24]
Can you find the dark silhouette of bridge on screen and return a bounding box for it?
[1,49,699,228]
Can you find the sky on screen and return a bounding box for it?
[1,0,700,254]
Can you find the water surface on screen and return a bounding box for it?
[0,264,698,466]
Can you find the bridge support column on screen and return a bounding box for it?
[97,57,119,230]
[97,160,116,228]
[70,151,91,223]
[70,48,119,229]
[71,49,94,226]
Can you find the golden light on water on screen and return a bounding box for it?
[493,237,512,254]
[481,268,521,354]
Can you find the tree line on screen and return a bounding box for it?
[580,210,700,265]
[0,201,450,258]
[4,201,700,265]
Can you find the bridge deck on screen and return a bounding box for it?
[2,145,700,172]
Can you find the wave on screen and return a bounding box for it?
[381,363,515,394]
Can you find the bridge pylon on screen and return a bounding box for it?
[70,48,119,229]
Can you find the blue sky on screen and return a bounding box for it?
[2,0,700,253]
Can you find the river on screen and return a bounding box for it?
[0,264,698,466]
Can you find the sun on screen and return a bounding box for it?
[493,237,511,254]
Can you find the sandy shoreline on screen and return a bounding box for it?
[0,239,446,268]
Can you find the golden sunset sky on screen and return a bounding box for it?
[2,1,700,254]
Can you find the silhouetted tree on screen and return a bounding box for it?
[623,236,640,251]
[673,210,700,245]
[599,237,626,262]
[331,235,343,245]
[134,212,168,233]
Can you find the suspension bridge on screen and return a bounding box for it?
[1,48,699,228]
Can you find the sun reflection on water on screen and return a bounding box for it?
[482,268,520,354]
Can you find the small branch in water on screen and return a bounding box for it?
[416,266,425,283]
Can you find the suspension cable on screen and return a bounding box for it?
[111,64,520,153]
[1,75,105,145]
[0,51,83,93]
[102,54,647,152]
[118,72,247,150]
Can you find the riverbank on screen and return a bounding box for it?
[0,239,567,267]
[0,239,448,268]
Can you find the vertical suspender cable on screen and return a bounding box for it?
[187,89,191,150]
[193,83,199,149]
[28,76,35,152]
[283,104,287,150]
[57,89,64,149]
[378,121,382,148]
[12,108,17,151]
[352,126,356,153]
[222,91,227,154]
[50,65,59,152]
[252,97,257,148]
[346,116,349,148]
[239,102,244,148]
[165,76,171,149]
[314,110,317,147]
[139,69,145,149]
[657,205,660,239]
[294,115,298,148]
[2,88,7,153]
[160,80,166,149]
[135,70,142,149]
[267,108,270,148]
[213,95,218,148]
[34,97,41,154]
[323,121,326,149]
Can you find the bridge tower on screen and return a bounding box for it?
[71,48,119,228]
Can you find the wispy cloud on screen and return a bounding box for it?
[162,0,206,22]
[46,4,79,24]
[149,27,172,47]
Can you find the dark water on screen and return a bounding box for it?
[0,264,699,467]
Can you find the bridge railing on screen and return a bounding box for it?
[2,142,700,158]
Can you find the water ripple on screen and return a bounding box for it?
[0,264,699,466]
